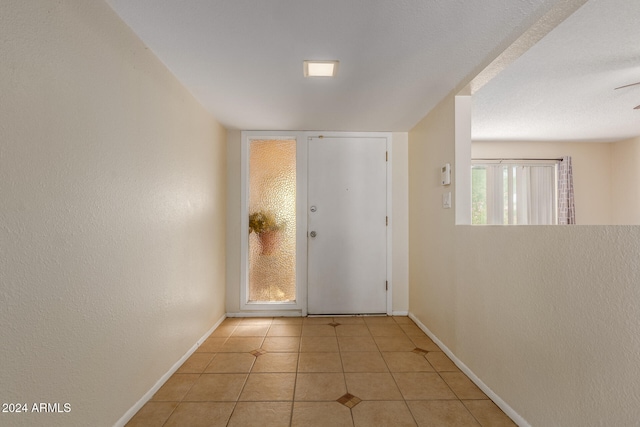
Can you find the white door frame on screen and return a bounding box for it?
[239,131,392,316]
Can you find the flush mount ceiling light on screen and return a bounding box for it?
[303,60,339,77]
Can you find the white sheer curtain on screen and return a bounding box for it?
[486,165,504,225]
[515,165,556,225]
[481,163,557,225]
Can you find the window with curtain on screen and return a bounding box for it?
[471,161,559,225]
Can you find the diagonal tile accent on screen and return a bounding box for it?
[336,392,362,408]
[250,348,268,357]
[412,347,429,355]
[328,322,341,327]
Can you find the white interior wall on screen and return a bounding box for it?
[409,93,640,426]
[472,140,613,224]
[225,133,410,315]
[0,2,227,426]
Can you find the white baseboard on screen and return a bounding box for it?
[114,314,227,427]
[226,311,409,317]
[408,312,530,427]
[226,311,303,317]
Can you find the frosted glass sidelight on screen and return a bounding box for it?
[248,139,296,302]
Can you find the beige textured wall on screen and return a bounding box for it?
[472,141,613,224]
[611,136,640,224]
[391,133,410,313]
[0,1,227,426]
[226,131,243,313]
[409,94,640,425]
[408,96,457,342]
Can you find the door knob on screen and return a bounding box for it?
[309,231,317,238]
[310,206,317,212]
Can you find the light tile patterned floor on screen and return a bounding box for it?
[126,316,516,426]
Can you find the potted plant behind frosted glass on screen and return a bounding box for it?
[249,210,283,255]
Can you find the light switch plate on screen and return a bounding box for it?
[443,191,451,209]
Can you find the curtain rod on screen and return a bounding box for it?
[472,157,563,161]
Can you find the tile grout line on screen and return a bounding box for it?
[406,322,485,425]
[414,328,485,427]
[286,319,303,427]
[159,401,180,427]
[459,400,485,427]
[332,319,357,426]
[387,317,422,427]
[225,319,269,426]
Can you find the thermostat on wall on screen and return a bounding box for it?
[441,163,451,185]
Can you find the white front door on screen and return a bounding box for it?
[307,136,388,314]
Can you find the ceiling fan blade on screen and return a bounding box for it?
[634,105,640,110]
[615,81,640,90]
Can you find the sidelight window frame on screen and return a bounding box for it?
[240,131,308,315]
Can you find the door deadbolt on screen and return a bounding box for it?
[309,231,317,238]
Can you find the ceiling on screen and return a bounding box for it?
[472,0,640,142]
[105,0,640,141]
